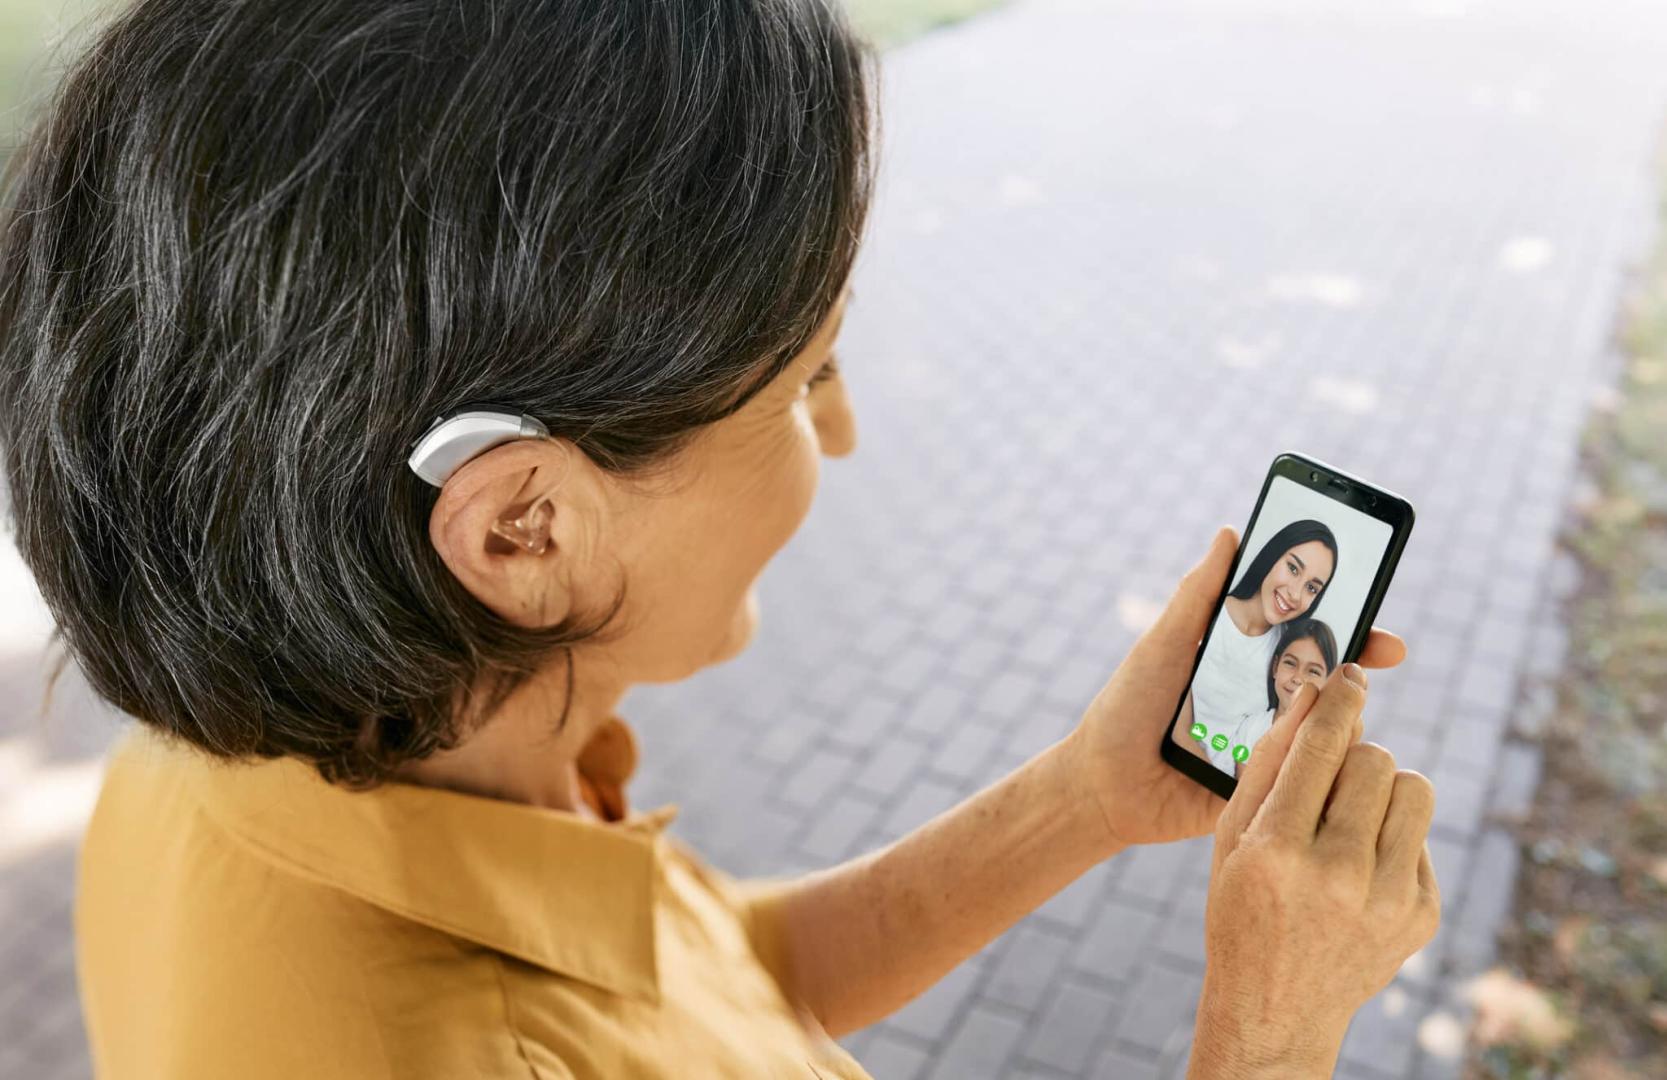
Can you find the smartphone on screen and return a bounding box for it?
[1160,452,1416,799]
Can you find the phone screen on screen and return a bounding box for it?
[1170,473,1395,777]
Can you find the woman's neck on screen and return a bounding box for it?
[1224,594,1271,638]
[392,655,628,813]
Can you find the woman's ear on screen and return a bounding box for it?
[428,439,583,628]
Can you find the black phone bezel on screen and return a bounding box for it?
[1158,451,1417,800]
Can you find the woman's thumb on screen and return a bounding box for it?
[1152,526,1238,649]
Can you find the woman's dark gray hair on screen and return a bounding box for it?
[0,0,880,788]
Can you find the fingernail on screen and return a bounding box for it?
[1341,662,1367,689]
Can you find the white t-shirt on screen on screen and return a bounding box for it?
[1190,604,1278,745]
[1207,706,1277,772]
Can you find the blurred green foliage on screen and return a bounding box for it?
[0,0,1010,133]
[1484,150,1667,1080]
[1,0,106,175]
[0,0,1009,176]
[846,0,1009,48]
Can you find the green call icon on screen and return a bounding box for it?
[1189,722,1208,741]
[1232,744,1250,763]
[1210,733,1229,752]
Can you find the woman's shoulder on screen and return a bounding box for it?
[79,728,548,1079]
[1205,602,1273,660]
[1214,599,1259,642]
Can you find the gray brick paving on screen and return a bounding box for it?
[5,0,1667,1077]
[1094,1046,1164,1080]
[863,1032,936,1080]
[1020,980,1122,1075]
[927,1006,1030,1080]
[984,924,1075,1013]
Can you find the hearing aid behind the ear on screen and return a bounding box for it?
[407,405,550,487]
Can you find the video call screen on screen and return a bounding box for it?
[1174,475,1393,776]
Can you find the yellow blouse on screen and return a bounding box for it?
[75,720,873,1079]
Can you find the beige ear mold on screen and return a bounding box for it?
[490,499,556,556]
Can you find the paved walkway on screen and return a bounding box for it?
[4,1,1667,1077]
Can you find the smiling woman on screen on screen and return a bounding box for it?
[1181,519,1339,743]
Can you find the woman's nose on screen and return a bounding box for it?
[815,379,857,458]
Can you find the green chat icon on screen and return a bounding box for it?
[1232,743,1250,763]
[1189,722,1207,741]
[1210,733,1229,752]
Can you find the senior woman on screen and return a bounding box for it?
[0,1,1440,1078]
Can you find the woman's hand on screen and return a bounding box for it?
[1188,664,1440,1079]
[1061,526,1408,850]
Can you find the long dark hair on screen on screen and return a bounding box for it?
[1228,519,1340,622]
[1264,617,1339,711]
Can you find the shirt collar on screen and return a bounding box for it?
[130,721,676,1003]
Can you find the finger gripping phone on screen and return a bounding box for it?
[1160,452,1416,799]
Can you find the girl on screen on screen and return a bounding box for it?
[1179,518,1338,746]
[1203,617,1339,775]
